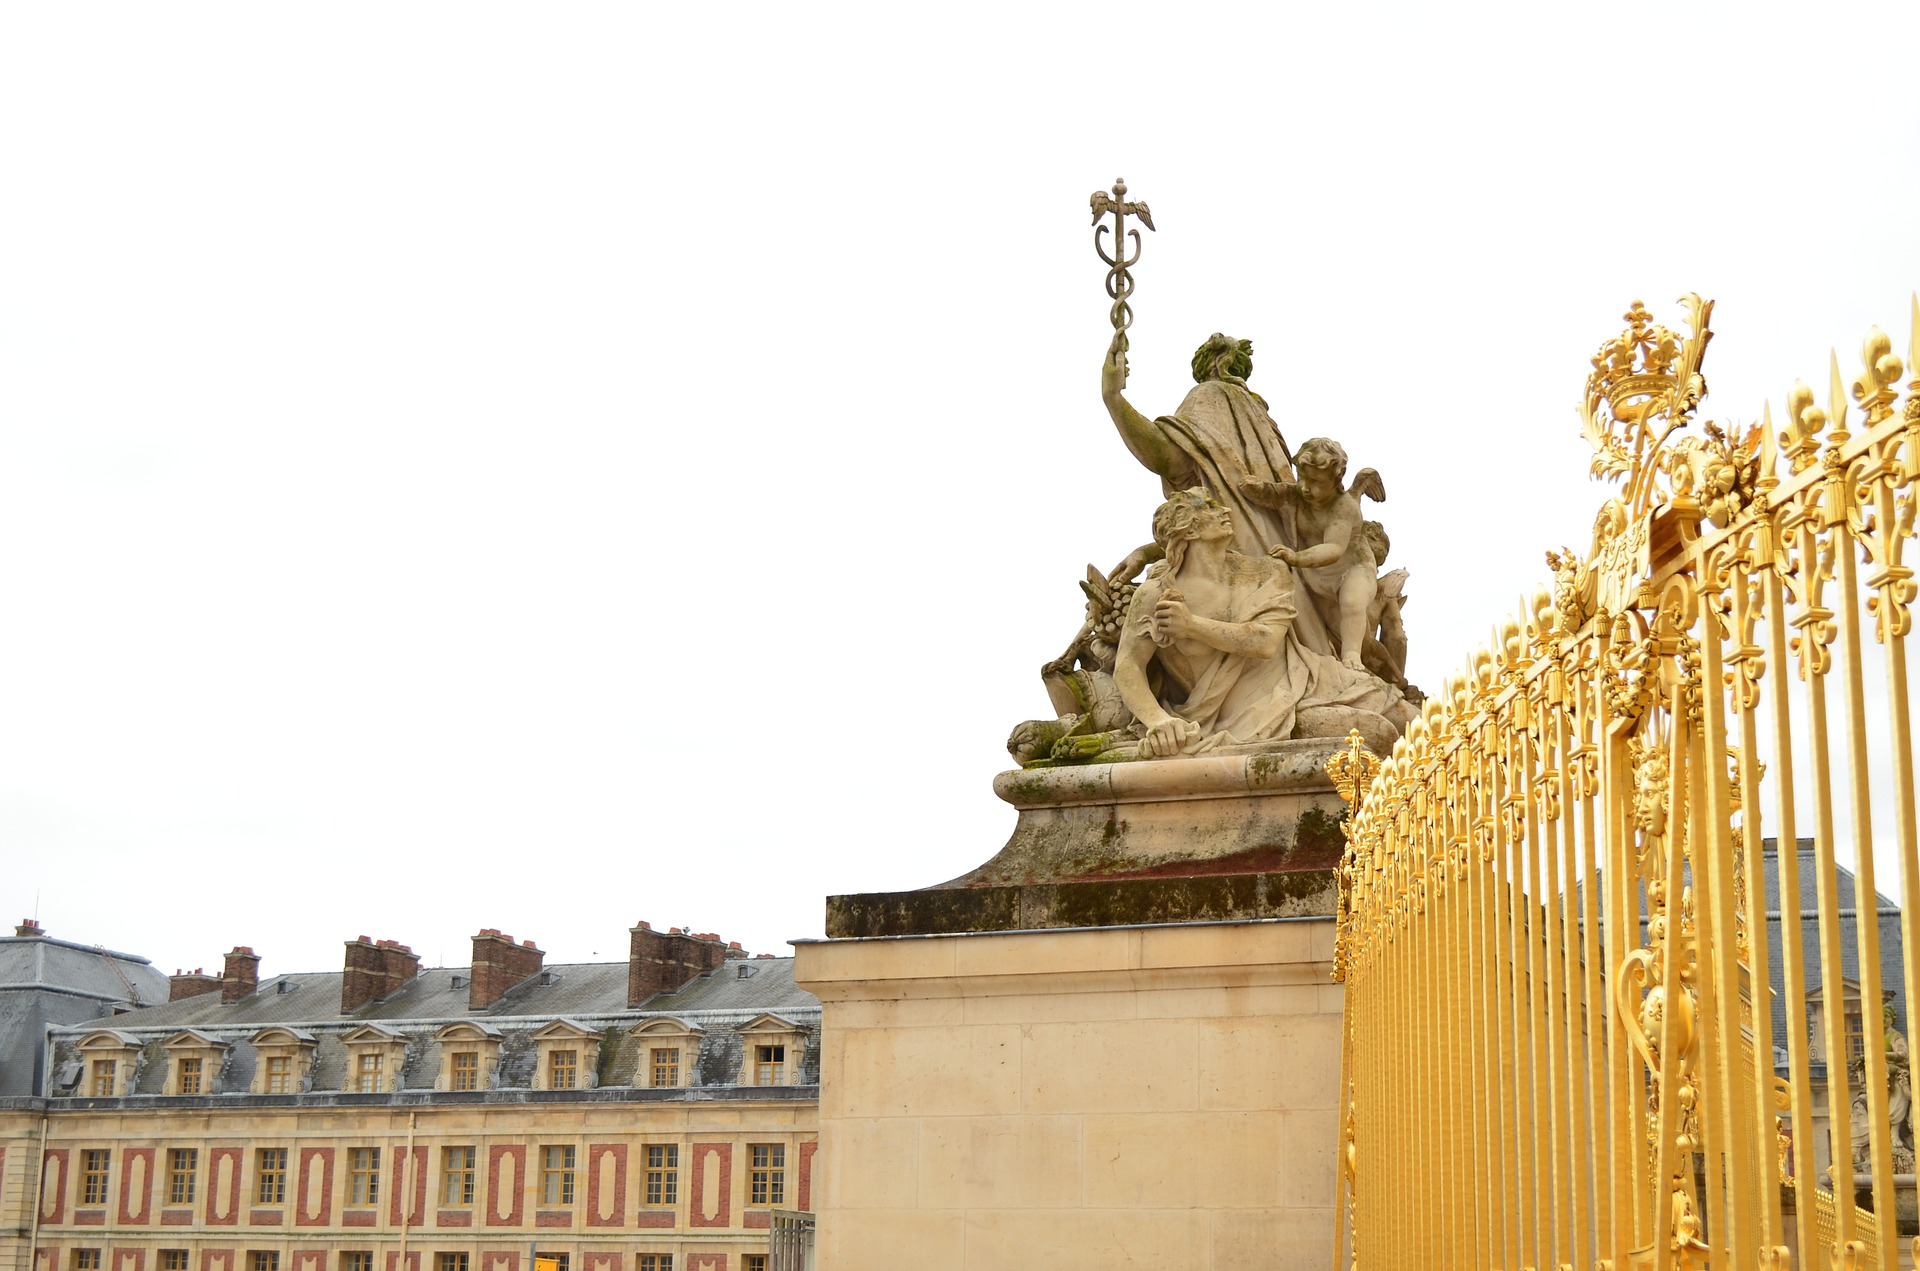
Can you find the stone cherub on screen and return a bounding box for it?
[1238,437,1387,672]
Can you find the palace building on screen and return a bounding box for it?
[0,921,820,1271]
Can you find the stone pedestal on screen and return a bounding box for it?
[791,918,1342,1271]
[798,739,1354,1271]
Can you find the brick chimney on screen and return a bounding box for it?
[340,936,420,1013]
[170,968,221,1001]
[380,939,422,988]
[468,930,543,1010]
[627,921,729,1007]
[222,946,261,1003]
[14,918,42,938]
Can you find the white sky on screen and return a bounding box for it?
[3,4,1918,981]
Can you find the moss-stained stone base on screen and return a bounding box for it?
[824,738,1356,938]
[951,737,1352,888]
[825,868,1334,938]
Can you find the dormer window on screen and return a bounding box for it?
[627,1017,705,1089]
[162,1030,228,1097]
[75,1031,142,1098]
[450,1053,479,1091]
[734,1014,807,1088]
[433,1022,503,1092]
[247,1029,317,1096]
[340,1024,406,1095]
[528,1020,601,1091]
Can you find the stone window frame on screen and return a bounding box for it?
[628,1017,704,1089]
[166,1147,198,1206]
[538,1144,576,1206]
[641,1143,678,1207]
[75,1031,141,1098]
[734,1014,807,1087]
[340,1023,408,1094]
[162,1029,228,1096]
[527,1019,601,1091]
[247,1027,318,1096]
[347,1146,380,1207]
[433,1022,503,1092]
[748,1141,787,1206]
[441,1145,477,1206]
[80,1148,112,1205]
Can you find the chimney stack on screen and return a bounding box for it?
[14,918,42,938]
[340,936,420,1013]
[627,921,729,1007]
[170,968,221,1001]
[468,929,543,1010]
[222,947,261,1003]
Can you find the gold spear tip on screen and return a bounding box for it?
[1910,292,1919,377]
[1828,349,1848,435]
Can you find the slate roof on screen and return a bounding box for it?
[0,934,170,1097]
[41,955,819,1101]
[1759,838,1906,1064]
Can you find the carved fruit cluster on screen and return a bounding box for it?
[1094,581,1138,642]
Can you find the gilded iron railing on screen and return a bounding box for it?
[1333,296,1920,1271]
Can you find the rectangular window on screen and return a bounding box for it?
[90,1061,116,1097]
[251,1254,278,1271]
[162,1253,189,1271]
[743,1258,767,1271]
[81,1150,110,1205]
[548,1050,577,1090]
[168,1148,198,1205]
[540,1145,575,1206]
[636,1258,672,1271]
[644,1144,678,1206]
[450,1052,479,1092]
[341,1255,373,1271]
[650,1048,679,1088]
[177,1057,203,1094]
[73,1253,101,1271]
[354,1053,383,1093]
[754,1044,785,1086]
[264,1056,293,1095]
[435,1255,468,1271]
[749,1143,785,1206]
[348,1146,380,1206]
[442,1146,476,1205]
[1846,1007,1867,1063]
[257,1148,288,1205]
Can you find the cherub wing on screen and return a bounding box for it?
[1352,468,1386,503]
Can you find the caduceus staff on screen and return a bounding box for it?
[1091,177,1154,368]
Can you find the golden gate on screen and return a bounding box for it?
[1332,295,1920,1271]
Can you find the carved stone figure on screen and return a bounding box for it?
[1240,437,1393,674]
[1849,1004,1915,1173]
[1098,333,1417,691]
[1007,491,1416,763]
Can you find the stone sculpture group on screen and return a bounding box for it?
[1008,331,1422,766]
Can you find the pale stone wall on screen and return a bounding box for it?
[0,1097,813,1271]
[794,918,1342,1271]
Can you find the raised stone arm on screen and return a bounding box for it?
[1100,331,1186,481]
